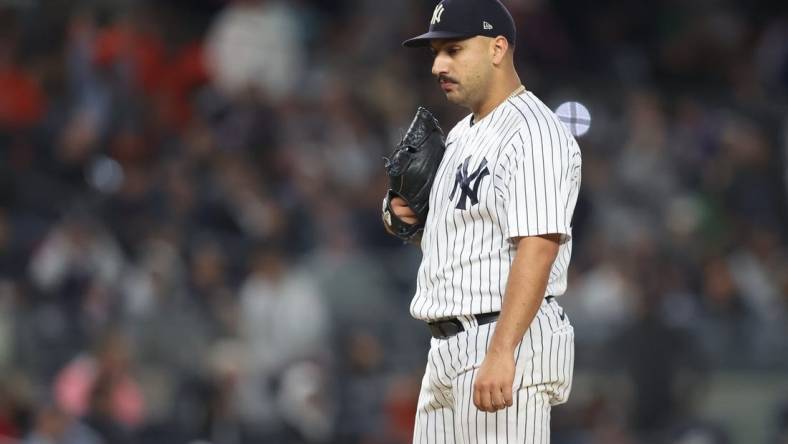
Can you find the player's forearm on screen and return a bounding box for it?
[488,235,560,355]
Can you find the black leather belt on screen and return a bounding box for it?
[427,311,500,339]
[427,296,557,339]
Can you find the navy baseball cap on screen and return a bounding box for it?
[403,0,516,48]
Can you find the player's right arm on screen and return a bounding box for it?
[473,233,560,412]
[475,113,581,412]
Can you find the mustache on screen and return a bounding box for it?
[438,74,458,84]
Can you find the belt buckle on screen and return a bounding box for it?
[443,319,463,337]
[429,318,463,339]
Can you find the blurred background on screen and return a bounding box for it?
[0,0,786,443]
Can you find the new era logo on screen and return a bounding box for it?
[483,21,493,30]
[431,4,445,25]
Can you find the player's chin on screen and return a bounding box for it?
[444,90,464,104]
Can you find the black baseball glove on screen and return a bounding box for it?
[382,107,446,243]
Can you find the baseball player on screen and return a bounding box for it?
[385,0,582,442]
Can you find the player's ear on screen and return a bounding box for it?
[491,36,509,65]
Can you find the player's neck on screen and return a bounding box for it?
[471,75,523,124]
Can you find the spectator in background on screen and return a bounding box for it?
[239,245,329,373]
[276,361,335,443]
[698,256,753,366]
[122,232,220,379]
[333,330,388,444]
[23,403,101,444]
[559,242,637,351]
[0,22,46,130]
[185,238,238,340]
[82,374,134,444]
[614,283,706,442]
[28,211,124,297]
[237,244,330,436]
[26,210,126,367]
[205,0,306,102]
[53,331,144,430]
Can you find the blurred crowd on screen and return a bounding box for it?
[0,0,786,443]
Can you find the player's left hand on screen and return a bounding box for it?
[473,348,516,412]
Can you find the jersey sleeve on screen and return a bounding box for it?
[502,127,579,243]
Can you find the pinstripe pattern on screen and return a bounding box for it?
[411,90,582,321]
[413,298,575,443]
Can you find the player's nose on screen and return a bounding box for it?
[431,54,449,78]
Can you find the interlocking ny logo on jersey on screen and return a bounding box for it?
[431,4,445,25]
[450,156,490,210]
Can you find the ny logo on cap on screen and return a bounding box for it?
[431,3,445,25]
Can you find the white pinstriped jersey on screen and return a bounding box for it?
[411,90,582,321]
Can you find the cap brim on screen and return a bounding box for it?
[402,31,475,48]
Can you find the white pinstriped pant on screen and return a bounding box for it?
[413,297,574,444]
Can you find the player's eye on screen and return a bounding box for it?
[447,46,461,55]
